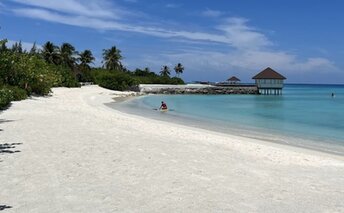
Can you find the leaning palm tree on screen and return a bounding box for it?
[42,41,60,65]
[102,46,123,71]
[60,43,77,69]
[174,63,184,77]
[78,50,95,70]
[160,65,171,77]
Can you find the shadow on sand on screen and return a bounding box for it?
[0,205,12,211]
[0,120,19,211]
[0,119,14,132]
[0,143,22,154]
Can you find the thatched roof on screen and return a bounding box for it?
[252,67,286,80]
[228,76,240,82]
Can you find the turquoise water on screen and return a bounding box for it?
[113,84,344,154]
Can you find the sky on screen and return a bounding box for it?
[0,0,344,84]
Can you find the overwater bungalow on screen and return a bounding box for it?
[227,76,241,84]
[252,67,286,95]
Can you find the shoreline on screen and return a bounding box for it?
[112,93,140,103]
[1,85,343,212]
[106,97,344,166]
[109,95,344,157]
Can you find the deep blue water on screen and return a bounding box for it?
[113,84,344,154]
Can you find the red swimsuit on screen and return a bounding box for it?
[161,103,167,110]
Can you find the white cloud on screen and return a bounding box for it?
[291,57,336,71]
[202,9,223,18]
[228,50,335,72]
[9,0,120,19]
[11,7,270,50]
[216,17,272,49]
[7,0,337,76]
[128,49,336,80]
[12,8,122,29]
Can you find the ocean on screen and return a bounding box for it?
[109,84,344,155]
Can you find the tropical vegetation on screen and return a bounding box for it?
[0,36,185,110]
[102,46,123,71]
[160,65,171,77]
[174,63,184,77]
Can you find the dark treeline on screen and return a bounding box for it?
[0,38,185,109]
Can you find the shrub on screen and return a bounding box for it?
[76,66,94,83]
[52,65,80,88]
[0,52,60,95]
[92,69,137,91]
[0,87,13,110]
[169,77,185,84]
[2,85,27,101]
[133,76,185,85]
[0,51,18,86]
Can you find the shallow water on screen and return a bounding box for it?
[109,84,344,155]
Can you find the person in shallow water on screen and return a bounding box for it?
[331,93,335,97]
[159,101,168,110]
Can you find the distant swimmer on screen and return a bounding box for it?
[159,101,168,111]
[331,93,335,98]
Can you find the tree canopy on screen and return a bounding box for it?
[0,37,185,110]
[78,50,95,70]
[174,63,184,77]
[102,46,123,71]
[160,65,171,77]
[60,43,77,69]
[42,41,60,65]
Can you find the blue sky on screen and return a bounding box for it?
[1,0,344,83]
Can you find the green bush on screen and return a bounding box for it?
[76,67,94,83]
[133,76,185,85]
[18,55,60,95]
[169,77,185,84]
[0,87,13,110]
[132,68,157,77]
[0,51,18,86]
[0,39,185,102]
[2,85,27,101]
[52,65,80,88]
[92,69,137,91]
[0,52,60,95]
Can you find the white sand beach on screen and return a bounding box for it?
[1,85,344,213]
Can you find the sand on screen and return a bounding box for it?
[1,85,343,213]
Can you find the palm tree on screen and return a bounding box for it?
[102,46,123,71]
[60,43,77,69]
[29,42,38,55]
[143,67,150,73]
[174,63,184,77]
[78,50,95,70]
[160,65,170,77]
[42,41,60,65]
